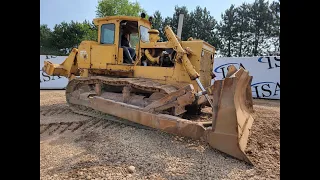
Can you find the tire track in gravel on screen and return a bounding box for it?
[40,107,129,138]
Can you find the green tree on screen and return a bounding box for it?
[40,20,99,55]
[188,6,218,47]
[96,0,144,17]
[161,17,173,41]
[171,6,191,40]
[40,24,54,55]
[41,0,279,57]
[81,20,98,41]
[269,0,280,53]
[50,21,88,54]
[248,0,273,56]
[152,11,164,41]
[217,5,238,57]
[234,3,251,57]
[217,0,276,57]
[40,24,51,48]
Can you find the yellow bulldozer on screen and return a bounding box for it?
[42,14,255,164]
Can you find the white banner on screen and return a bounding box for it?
[213,56,280,99]
[40,55,280,99]
[40,55,68,89]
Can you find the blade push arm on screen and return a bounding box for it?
[42,48,79,80]
[164,26,214,107]
[164,26,199,80]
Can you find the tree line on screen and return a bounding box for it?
[40,0,280,57]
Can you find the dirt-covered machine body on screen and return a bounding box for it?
[42,15,255,164]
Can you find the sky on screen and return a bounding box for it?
[41,0,266,29]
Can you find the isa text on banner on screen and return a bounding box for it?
[213,56,280,99]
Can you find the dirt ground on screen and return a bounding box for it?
[40,90,280,180]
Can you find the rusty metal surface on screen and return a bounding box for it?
[144,84,196,115]
[89,68,134,77]
[66,76,179,103]
[225,65,237,78]
[68,91,206,139]
[88,96,206,140]
[245,76,254,112]
[65,69,255,164]
[199,50,214,88]
[204,67,254,164]
[210,79,223,131]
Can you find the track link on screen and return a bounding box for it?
[65,76,180,104]
[40,76,189,138]
[61,76,181,133]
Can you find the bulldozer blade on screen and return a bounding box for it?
[67,67,255,164]
[204,67,254,164]
[68,95,206,140]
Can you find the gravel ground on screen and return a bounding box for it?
[40,90,280,180]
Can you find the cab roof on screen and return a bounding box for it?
[93,16,152,26]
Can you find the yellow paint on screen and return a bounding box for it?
[140,42,170,49]
[42,15,216,93]
[42,48,79,78]
[106,64,134,71]
[77,41,97,69]
[91,44,117,68]
[148,29,160,43]
[80,69,89,77]
[144,49,159,64]
[118,48,123,64]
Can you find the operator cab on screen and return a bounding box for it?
[119,20,139,64]
[94,14,152,67]
[118,17,151,65]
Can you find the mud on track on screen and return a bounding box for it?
[40,90,280,180]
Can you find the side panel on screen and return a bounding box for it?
[91,22,119,69]
[181,41,203,74]
[77,41,96,69]
[91,45,117,69]
[133,65,194,90]
[181,41,215,88]
[134,66,175,81]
